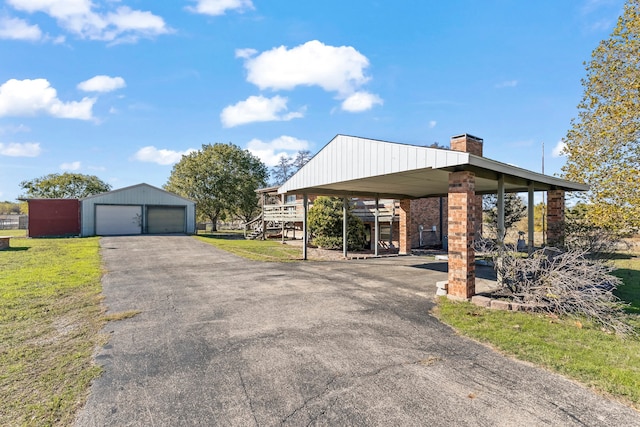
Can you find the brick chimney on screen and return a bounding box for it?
[450,133,483,156]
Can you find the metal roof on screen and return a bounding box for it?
[81,183,195,204]
[278,135,588,198]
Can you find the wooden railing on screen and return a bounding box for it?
[263,204,304,221]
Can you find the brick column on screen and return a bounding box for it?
[547,190,565,247]
[450,134,483,239]
[447,171,476,299]
[398,199,411,255]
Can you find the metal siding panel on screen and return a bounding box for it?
[28,199,80,237]
[392,145,400,173]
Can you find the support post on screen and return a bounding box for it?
[374,196,379,257]
[281,193,285,243]
[547,189,566,247]
[398,199,412,255]
[343,197,348,258]
[302,194,308,260]
[528,182,535,254]
[261,192,267,240]
[447,171,476,299]
[497,174,505,245]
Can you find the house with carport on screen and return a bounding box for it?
[271,133,588,300]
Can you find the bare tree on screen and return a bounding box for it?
[271,156,294,185]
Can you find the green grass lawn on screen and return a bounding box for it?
[436,252,640,410]
[195,234,302,262]
[0,236,106,426]
[0,229,27,237]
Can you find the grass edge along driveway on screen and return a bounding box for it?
[435,253,640,411]
[0,236,107,426]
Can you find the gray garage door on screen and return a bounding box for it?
[147,206,186,234]
[96,205,142,236]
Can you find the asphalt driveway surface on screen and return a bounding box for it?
[76,236,640,426]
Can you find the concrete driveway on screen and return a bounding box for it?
[76,236,640,426]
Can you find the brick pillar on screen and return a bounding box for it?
[547,190,565,247]
[398,199,411,255]
[447,171,476,299]
[450,134,483,239]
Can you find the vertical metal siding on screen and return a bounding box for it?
[28,199,80,237]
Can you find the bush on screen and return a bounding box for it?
[308,197,366,251]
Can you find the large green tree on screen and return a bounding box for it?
[164,143,268,230]
[562,0,640,232]
[20,173,111,199]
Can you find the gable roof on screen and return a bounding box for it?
[278,135,588,198]
[81,183,195,204]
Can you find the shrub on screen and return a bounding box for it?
[308,197,366,251]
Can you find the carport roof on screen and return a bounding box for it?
[278,135,588,199]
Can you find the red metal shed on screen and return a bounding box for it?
[26,199,80,237]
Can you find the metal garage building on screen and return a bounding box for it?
[80,183,196,236]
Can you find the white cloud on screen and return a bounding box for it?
[241,40,371,95]
[341,91,383,112]
[428,120,437,129]
[220,95,304,127]
[6,0,171,43]
[239,40,382,112]
[0,78,95,120]
[0,16,42,40]
[78,75,126,93]
[187,0,254,16]
[0,141,41,157]
[552,140,567,157]
[60,160,81,170]
[246,136,310,167]
[235,47,257,59]
[132,146,196,165]
[495,80,518,88]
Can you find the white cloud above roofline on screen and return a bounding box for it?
[0,78,95,120]
[132,146,196,165]
[0,141,41,157]
[246,136,310,167]
[78,75,126,93]
[220,95,304,127]
[5,0,172,43]
[187,0,255,16]
[0,16,42,41]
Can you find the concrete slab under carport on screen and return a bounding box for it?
[76,236,640,426]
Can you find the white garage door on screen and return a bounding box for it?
[147,206,186,234]
[95,205,142,236]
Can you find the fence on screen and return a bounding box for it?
[0,216,28,230]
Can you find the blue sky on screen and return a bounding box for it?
[0,0,625,202]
